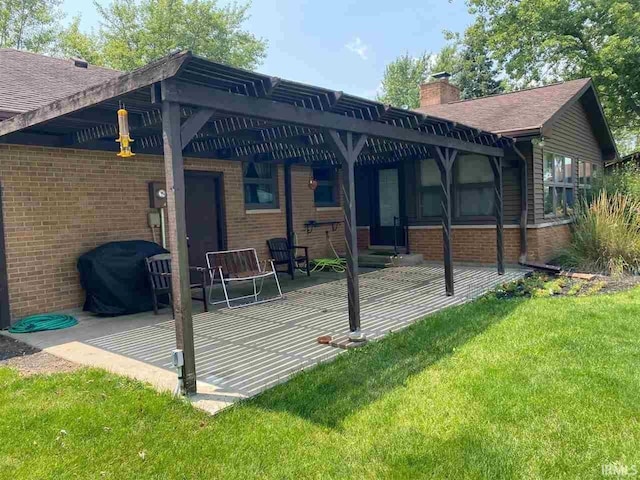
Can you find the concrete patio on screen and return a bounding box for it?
[3,264,527,413]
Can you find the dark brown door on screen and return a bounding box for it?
[185,172,225,281]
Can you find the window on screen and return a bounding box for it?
[313,167,339,206]
[243,162,278,209]
[578,160,599,192]
[543,152,574,217]
[455,154,494,218]
[419,158,441,217]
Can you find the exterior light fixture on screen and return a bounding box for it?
[531,136,546,149]
[116,107,135,157]
[308,171,318,191]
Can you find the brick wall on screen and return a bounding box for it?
[356,227,370,251]
[409,227,521,264]
[0,145,343,319]
[527,223,571,262]
[409,223,571,264]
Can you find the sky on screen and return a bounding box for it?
[59,0,473,99]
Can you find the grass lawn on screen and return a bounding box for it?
[1,287,640,479]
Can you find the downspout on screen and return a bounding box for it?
[513,143,529,264]
[0,183,10,329]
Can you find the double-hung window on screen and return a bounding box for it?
[243,162,278,209]
[419,158,441,217]
[543,152,574,217]
[455,154,495,218]
[313,167,339,207]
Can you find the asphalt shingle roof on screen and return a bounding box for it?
[0,49,121,118]
[417,78,592,135]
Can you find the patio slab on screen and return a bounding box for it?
[2,265,527,414]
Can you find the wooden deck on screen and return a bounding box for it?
[86,265,526,401]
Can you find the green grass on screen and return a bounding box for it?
[2,288,640,479]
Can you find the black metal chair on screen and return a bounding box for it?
[145,253,209,315]
[267,238,310,279]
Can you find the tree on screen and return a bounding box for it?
[57,16,104,65]
[377,52,432,108]
[465,0,640,147]
[454,21,504,99]
[377,31,503,109]
[0,0,62,52]
[59,0,267,71]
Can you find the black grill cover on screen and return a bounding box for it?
[78,240,168,316]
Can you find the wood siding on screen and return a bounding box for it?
[532,99,605,223]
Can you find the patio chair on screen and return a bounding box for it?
[206,248,283,309]
[267,237,310,279]
[145,253,210,315]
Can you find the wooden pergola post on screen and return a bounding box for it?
[161,99,197,394]
[326,130,367,339]
[489,156,505,275]
[159,80,215,396]
[434,146,457,296]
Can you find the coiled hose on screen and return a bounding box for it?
[311,235,347,273]
[8,314,78,333]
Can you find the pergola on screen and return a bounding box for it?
[0,51,513,394]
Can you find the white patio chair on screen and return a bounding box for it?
[205,248,283,309]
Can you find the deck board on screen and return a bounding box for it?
[86,265,527,398]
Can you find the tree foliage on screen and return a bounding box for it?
[466,0,640,144]
[377,28,503,109]
[0,0,62,52]
[377,52,432,108]
[453,21,504,99]
[59,0,266,71]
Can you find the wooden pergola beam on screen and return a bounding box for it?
[0,52,190,137]
[161,80,504,158]
[180,108,215,150]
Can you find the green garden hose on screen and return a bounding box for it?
[8,314,78,333]
[311,258,347,273]
[310,234,347,272]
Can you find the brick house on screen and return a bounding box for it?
[356,74,617,264]
[0,49,617,326]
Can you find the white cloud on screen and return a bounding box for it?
[345,37,369,60]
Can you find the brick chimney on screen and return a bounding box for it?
[419,72,460,107]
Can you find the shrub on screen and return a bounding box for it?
[558,191,640,275]
[591,163,640,204]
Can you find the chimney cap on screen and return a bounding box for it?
[431,71,451,80]
[71,57,88,68]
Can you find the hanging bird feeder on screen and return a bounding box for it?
[116,107,135,157]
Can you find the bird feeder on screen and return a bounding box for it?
[116,108,135,157]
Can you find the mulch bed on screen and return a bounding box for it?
[598,275,640,295]
[495,271,640,300]
[0,335,79,376]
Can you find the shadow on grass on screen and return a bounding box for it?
[248,296,521,429]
